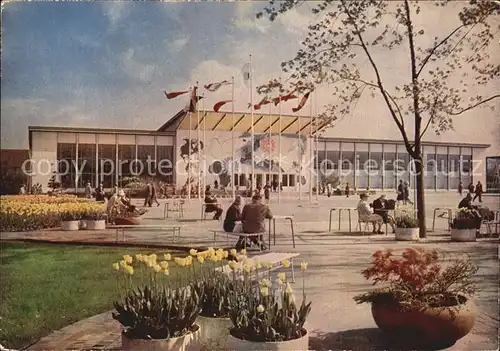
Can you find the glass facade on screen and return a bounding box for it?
[486,157,500,193]
[317,141,483,191]
[55,134,174,190]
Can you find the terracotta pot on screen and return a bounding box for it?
[451,228,476,242]
[395,227,419,241]
[86,219,106,230]
[115,217,141,225]
[61,220,80,231]
[227,328,308,351]
[371,295,477,348]
[196,315,232,349]
[121,324,200,351]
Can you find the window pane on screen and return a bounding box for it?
[57,143,76,189]
[423,146,435,189]
[396,145,410,184]
[436,147,448,189]
[78,144,96,188]
[370,144,383,189]
[356,143,369,189]
[156,146,174,184]
[98,144,116,188]
[384,148,396,190]
[486,157,500,193]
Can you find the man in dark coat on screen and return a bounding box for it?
[473,181,483,203]
[372,194,396,233]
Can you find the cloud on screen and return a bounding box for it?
[120,48,155,82]
[101,2,129,30]
[170,36,189,52]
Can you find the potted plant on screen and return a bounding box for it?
[451,208,481,242]
[227,261,311,351]
[394,209,419,241]
[112,253,202,351]
[353,248,478,349]
[192,248,234,349]
[84,208,107,230]
[60,209,83,231]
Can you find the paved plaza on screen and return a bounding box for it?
[4,191,499,350]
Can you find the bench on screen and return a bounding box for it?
[163,200,185,219]
[212,230,267,250]
[108,224,183,243]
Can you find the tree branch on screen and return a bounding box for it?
[448,94,500,115]
[340,0,413,150]
[419,96,439,140]
[416,24,466,79]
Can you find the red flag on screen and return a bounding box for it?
[273,92,298,106]
[213,100,232,112]
[292,92,310,113]
[254,97,271,110]
[164,90,189,99]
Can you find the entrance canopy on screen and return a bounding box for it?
[157,109,333,136]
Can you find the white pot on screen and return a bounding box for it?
[196,315,232,350]
[395,227,420,241]
[122,324,200,351]
[227,329,308,351]
[86,219,106,230]
[61,220,80,231]
[451,228,477,242]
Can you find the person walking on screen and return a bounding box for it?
[397,180,404,203]
[458,181,463,196]
[345,183,350,198]
[95,183,105,202]
[85,182,93,199]
[151,182,160,207]
[473,181,483,203]
[403,181,413,205]
[467,182,475,194]
[264,182,271,202]
[144,182,153,207]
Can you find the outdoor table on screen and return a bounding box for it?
[329,208,356,233]
[268,215,295,248]
[432,207,456,232]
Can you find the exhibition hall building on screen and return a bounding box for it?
[27,108,500,194]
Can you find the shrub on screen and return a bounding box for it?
[452,208,481,229]
[353,248,478,312]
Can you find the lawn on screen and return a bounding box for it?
[0,242,194,349]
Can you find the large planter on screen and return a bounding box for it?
[451,228,476,242]
[371,295,477,348]
[227,328,308,351]
[395,227,419,241]
[115,217,141,225]
[61,220,80,231]
[121,324,200,351]
[86,219,106,230]
[196,315,232,349]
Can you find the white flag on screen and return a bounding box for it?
[242,63,251,81]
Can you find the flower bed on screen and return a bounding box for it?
[0,195,105,232]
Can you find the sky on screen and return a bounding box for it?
[1,1,499,149]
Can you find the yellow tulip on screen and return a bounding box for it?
[164,253,171,261]
[189,249,198,256]
[276,278,284,286]
[260,287,269,297]
[164,269,170,276]
[125,266,134,275]
[260,278,272,288]
[159,261,169,270]
[223,250,229,258]
[153,264,162,273]
[277,272,286,281]
[112,262,120,271]
[119,260,127,268]
[136,254,144,262]
[243,264,251,273]
[240,249,247,255]
[197,256,205,264]
[123,255,133,264]
[257,304,265,313]
[300,262,308,271]
[282,259,291,268]
[230,249,237,256]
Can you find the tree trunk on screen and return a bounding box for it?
[415,155,427,238]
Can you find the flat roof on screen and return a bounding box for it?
[158,109,333,136]
[318,136,491,148]
[29,126,175,136]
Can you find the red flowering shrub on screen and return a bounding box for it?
[353,248,478,310]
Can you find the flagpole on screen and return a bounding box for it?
[297,92,302,201]
[250,54,255,193]
[196,81,201,202]
[278,77,282,204]
[231,76,235,200]
[268,99,272,204]
[202,93,206,198]
[315,92,319,203]
[188,87,192,201]
[309,92,313,204]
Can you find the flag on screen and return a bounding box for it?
[213,100,232,112]
[184,87,203,112]
[242,63,251,81]
[204,80,231,92]
[292,92,310,113]
[254,97,271,110]
[273,91,298,106]
[164,90,189,99]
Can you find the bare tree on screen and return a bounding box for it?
[257,0,500,238]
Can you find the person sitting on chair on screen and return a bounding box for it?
[224,196,242,232]
[204,189,223,220]
[372,194,396,233]
[240,194,272,250]
[357,193,384,234]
